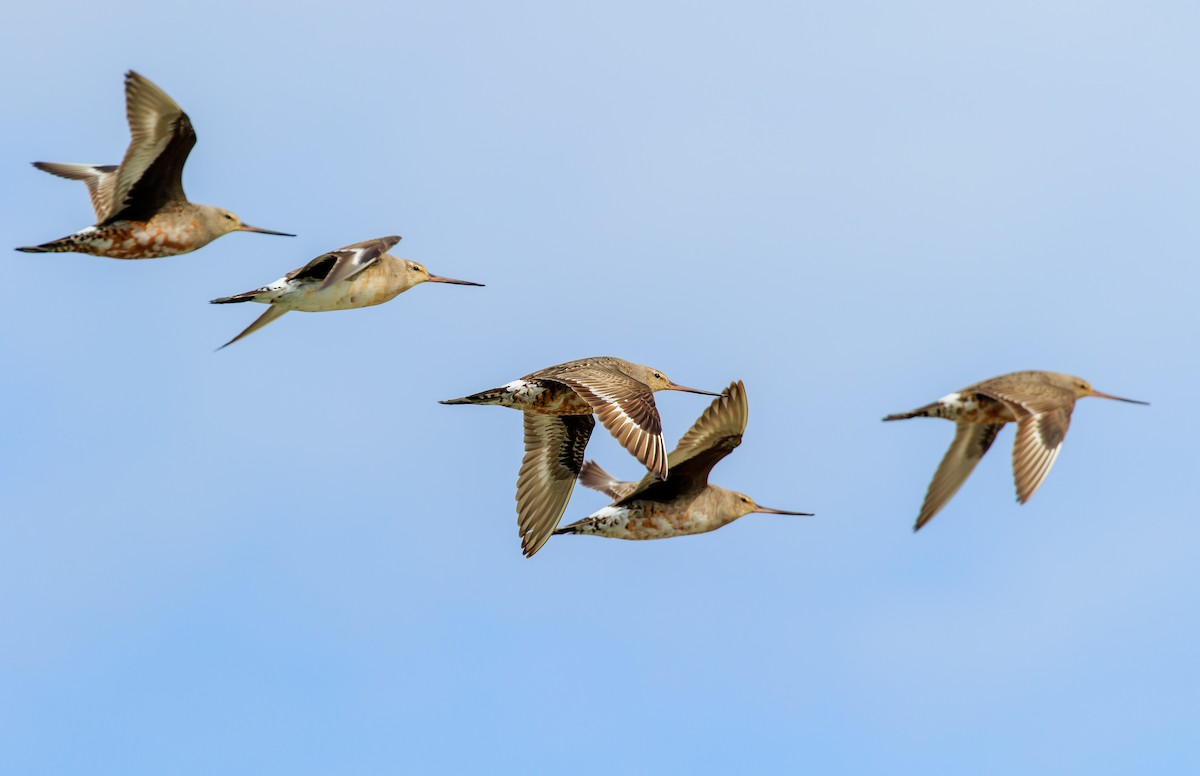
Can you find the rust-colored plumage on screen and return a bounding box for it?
[18,71,291,258]
[439,357,723,556]
[557,380,812,541]
[884,370,1147,530]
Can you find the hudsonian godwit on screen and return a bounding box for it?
[884,370,1147,530]
[18,71,291,258]
[210,236,481,348]
[440,357,724,556]
[556,380,812,541]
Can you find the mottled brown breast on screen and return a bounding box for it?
[88,222,201,259]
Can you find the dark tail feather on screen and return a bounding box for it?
[438,388,506,406]
[210,290,263,304]
[883,403,938,422]
[15,235,83,253]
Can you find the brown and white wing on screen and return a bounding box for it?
[1009,408,1072,503]
[553,369,666,480]
[667,380,747,471]
[108,71,194,222]
[578,460,639,501]
[616,380,748,504]
[914,422,1003,530]
[286,236,400,288]
[517,413,595,557]
[974,380,1076,505]
[31,162,119,221]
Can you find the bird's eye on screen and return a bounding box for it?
[654,372,662,380]
[224,214,233,221]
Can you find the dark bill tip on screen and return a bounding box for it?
[754,506,815,516]
[667,383,726,397]
[427,274,484,287]
[239,224,295,236]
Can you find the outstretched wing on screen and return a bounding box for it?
[974,379,1076,504]
[286,236,401,289]
[32,162,120,221]
[913,422,1003,530]
[552,367,666,480]
[516,413,595,557]
[616,380,748,505]
[107,71,195,223]
[216,306,289,350]
[578,460,640,501]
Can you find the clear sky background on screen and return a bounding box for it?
[1,1,1196,773]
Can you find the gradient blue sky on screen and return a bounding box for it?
[2,2,1197,773]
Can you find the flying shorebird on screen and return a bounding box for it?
[17,70,291,258]
[209,235,482,348]
[555,380,812,541]
[883,370,1148,531]
[439,357,724,557]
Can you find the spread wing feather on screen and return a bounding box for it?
[107,71,194,223]
[617,380,747,505]
[516,414,595,557]
[552,368,666,479]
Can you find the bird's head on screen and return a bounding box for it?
[398,259,484,291]
[203,206,294,239]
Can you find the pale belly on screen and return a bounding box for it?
[276,277,403,312]
[573,503,725,540]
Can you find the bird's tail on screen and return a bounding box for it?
[553,520,586,536]
[438,387,509,406]
[882,403,938,422]
[15,235,83,253]
[209,289,265,304]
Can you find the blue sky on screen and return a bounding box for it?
[1,1,1197,773]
